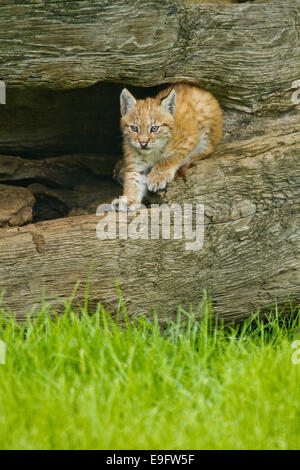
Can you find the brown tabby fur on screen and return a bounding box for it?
[112,83,222,211]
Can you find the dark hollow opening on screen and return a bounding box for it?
[0,82,166,225]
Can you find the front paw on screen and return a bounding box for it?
[147,168,175,192]
[111,196,141,212]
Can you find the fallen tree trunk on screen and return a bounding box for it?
[0,0,299,321]
[0,115,299,322]
[0,0,299,113]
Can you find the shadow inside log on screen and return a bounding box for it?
[1,79,296,227]
[0,82,168,226]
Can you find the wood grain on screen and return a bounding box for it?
[0,0,299,112]
[0,0,299,321]
[0,115,299,321]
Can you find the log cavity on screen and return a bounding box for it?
[0,82,163,226]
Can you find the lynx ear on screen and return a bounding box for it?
[161,88,176,117]
[120,88,136,116]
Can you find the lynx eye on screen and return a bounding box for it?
[150,125,160,133]
[130,125,139,133]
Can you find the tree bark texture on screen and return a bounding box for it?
[0,0,299,321]
[0,0,299,112]
[0,115,299,321]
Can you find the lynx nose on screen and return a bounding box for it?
[139,141,149,149]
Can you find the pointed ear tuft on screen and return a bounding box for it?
[120,88,136,117]
[161,88,176,117]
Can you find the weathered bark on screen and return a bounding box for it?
[0,153,121,223]
[0,153,119,187]
[0,0,299,113]
[0,0,299,321]
[0,185,35,227]
[0,114,299,321]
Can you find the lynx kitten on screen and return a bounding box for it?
[112,83,222,211]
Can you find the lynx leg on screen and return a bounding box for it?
[147,132,210,192]
[112,171,147,212]
[175,163,193,179]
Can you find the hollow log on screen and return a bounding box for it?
[0,154,119,187]
[0,0,299,321]
[0,115,299,321]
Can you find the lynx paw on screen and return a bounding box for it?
[147,168,176,192]
[111,196,141,212]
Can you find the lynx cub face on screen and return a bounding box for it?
[112,83,223,212]
[120,88,176,156]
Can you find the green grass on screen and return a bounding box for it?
[0,297,299,450]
